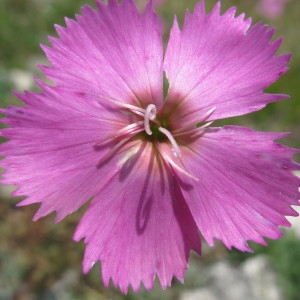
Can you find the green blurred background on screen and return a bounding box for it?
[0,0,300,299]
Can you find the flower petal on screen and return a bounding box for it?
[163,1,290,127]
[175,126,300,251]
[74,142,200,293]
[40,0,163,107]
[0,84,137,222]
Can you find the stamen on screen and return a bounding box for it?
[158,127,181,158]
[97,136,133,167]
[98,95,146,117]
[144,104,157,135]
[173,121,214,137]
[172,107,216,137]
[199,107,216,122]
[156,142,199,181]
[95,121,144,146]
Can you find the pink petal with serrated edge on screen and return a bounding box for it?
[0,83,138,222]
[0,0,299,294]
[173,126,300,251]
[41,0,164,107]
[163,1,290,126]
[74,142,200,292]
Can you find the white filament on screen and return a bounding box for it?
[98,94,146,117]
[199,107,216,121]
[173,121,213,137]
[156,142,198,181]
[95,121,144,146]
[158,127,181,158]
[172,107,216,136]
[144,104,157,135]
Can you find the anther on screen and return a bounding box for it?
[144,104,157,135]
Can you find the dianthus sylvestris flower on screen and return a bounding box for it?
[1,0,300,293]
[258,0,291,19]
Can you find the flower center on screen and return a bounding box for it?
[143,104,181,158]
[94,95,200,181]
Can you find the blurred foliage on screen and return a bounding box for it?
[229,230,300,300]
[0,0,93,69]
[0,0,300,299]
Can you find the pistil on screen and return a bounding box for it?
[144,104,157,135]
[144,104,181,158]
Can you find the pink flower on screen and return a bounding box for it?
[258,0,291,19]
[1,0,299,293]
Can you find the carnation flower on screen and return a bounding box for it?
[1,0,299,293]
[258,0,291,19]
